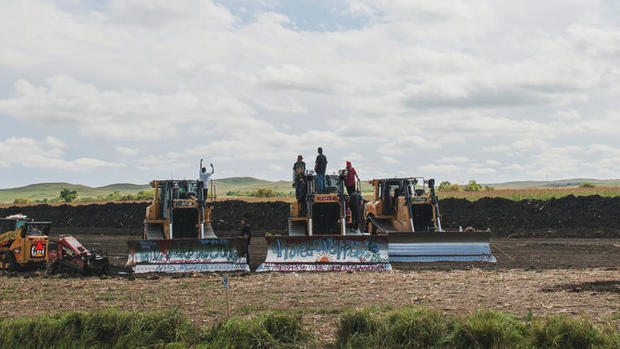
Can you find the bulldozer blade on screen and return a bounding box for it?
[256,235,392,272]
[127,238,250,273]
[388,231,496,262]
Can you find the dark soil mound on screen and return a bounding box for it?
[210,200,289,232]
[1,195,618,238]
[0,201,289,233]
[439,195,620,238]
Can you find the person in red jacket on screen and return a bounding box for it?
[344,161,360,195]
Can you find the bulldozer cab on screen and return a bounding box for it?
[145,179,214,240]
[290,170,362,236]
[367,177,438,233]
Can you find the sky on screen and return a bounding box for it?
[1,0,619,188]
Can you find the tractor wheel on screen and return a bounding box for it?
[2,252,18,271]
[46,261,59,275]
[0,252,7,270]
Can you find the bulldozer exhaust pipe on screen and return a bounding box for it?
[308,218,313,236]
[200,223,205,239]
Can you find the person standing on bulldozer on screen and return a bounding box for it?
[240,218,251,264]
[293,155,306,214]
[199,158,215,200]
[315,147,328,193]
[344,161,360,196]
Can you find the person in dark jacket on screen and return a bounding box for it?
[293,155,307,215]
[240,218,251,264]
[314,147,328,193]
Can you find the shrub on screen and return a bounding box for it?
[204,312,308,348]
[462,180,483,192]
[253,188,275,197]
[529,315,605,348]
[382,308,453,348]
[579,182,595,188]
[13,197,32,204]
[451,310,526,348]
[483,185,494,191]
[336,310,381,348]
[438,181,452,191]
[59,188,78,202]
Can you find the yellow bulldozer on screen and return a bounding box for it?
[126,179,250,273]
[364,177,495,262]
[0,214,50,270]
[257,170,391,272]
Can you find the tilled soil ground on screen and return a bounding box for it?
[0,266,617,344]
[1,236,618,344]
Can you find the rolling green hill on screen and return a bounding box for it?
[0,178,294,203]
[2,177,619,203]
[0,183,151,203]
[209,177,294,196]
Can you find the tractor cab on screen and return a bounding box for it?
[0,215,50,270]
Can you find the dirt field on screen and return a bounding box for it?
[1,235,618,343]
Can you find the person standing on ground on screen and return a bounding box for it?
[344,161,360,196]
[344,161,361,230]
[240,218,251,264]
[314,147,328,194]
[199,158,215,200]
[293,155,307,214]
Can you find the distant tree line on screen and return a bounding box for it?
[13,189,154,204]
[438,180,494,192]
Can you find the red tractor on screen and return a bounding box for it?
[47,235,109,275]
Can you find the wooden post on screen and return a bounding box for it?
[222,275,231,318]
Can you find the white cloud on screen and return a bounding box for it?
[437,156,470,163]
[419,164,461,173]
[0,137,123,172]
[504,164,525,171]
[382,156,400,164]
[484,145,511,152]
[116,146,139,156]
[511,139,551,151]
[468,167,496,175]
[485,160,501,166]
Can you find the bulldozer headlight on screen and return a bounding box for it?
[13,248,21,254]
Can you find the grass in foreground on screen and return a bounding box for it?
[336,308,619,349]
[0,309,307,349]
[1,307,618,348]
